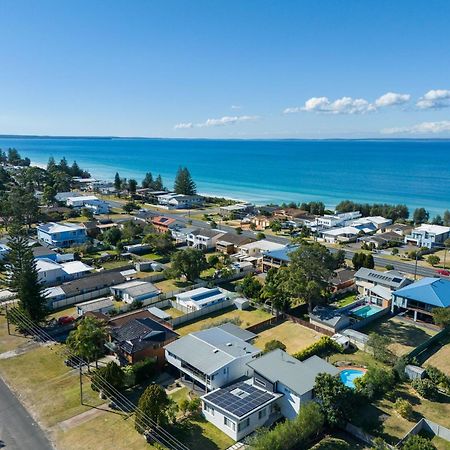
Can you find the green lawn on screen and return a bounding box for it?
[175,306,271,335]
[0,345,102,427]
[362,316,437,356]
[0,314,29,354]
[331,292,357,308]
[154,279,193,294]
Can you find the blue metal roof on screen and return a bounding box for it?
[263,244,298,262]
[393,277,450,308]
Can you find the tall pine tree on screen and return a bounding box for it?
[7,228,47,322]
[174,167,196,195]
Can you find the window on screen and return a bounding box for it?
[224,417,236,430]
[204,404,215,416]
[254,377,266,388]
[258,408,267,420]
[238,418,250,432]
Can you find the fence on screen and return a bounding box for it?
[284,313,334,336]
[406,327,449,364]
[398,418,450,446]
[51,287,113,310]
[350,306,390,330]
[245,315,285,333]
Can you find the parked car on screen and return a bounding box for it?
[58,316,76,325]
[436,269,450,277]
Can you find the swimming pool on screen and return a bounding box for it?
[340,369,365,388]
[350,304,383,318]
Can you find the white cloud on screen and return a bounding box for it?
[174,115,258,130]
[174,122,193,129]
[375,92,411,107]
[285,91,412,115]
[416,89,450,109]
[382,120,450,135]
[231,105,242,110]
[285,96,375,115]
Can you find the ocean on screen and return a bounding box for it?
[0,137,449,216]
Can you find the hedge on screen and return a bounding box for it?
[293,336,343,361]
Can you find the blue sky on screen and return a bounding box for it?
[1,0,450,138]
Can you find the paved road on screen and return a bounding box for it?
[131,207,444,279]
[0,377,53,450]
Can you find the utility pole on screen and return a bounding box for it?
[5,302,10,335]
[79,365,84,405]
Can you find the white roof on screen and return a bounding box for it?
[239,240,285,252]
[176,287,220,300]
[44,286,65,298]
[414,224,450,235]
[38,222,85,233]
[67,195,99,202]
[352,216,390,226]
[61,261,93,274]
[36,258,62,272]
[322,226,361,236]
[111,280,148,290]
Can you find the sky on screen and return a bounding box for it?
[1,0,450,138]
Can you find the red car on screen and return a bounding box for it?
[58,316,75,325]
[436,269,450,277]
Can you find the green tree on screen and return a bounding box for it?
[114,172,121,191]
[270,221,282,233]
[81,207,94,220]
[123,201,137,213]
[314,373,354,427]
[427,255,440,267]
[355,366,395,400]
[91,361,125,397]
[154,174,164,191]
[174,166,196,195]
[143,232,175,255]
[402,435,436,450]
[169,248,207,281]
[413,208,429,225]
[42,184,57,205]
[103,227,122,246]
[66,317,107,371]
[367,333,394,364]
[128,178,137,194]
[394,398,413,420]
[444,210,450,227]
[263,339,286,353]
[7,229,48,322]
[135,384,171,432]
[238,274,263,299]
[142,172,154,188]
[432,307,450,328]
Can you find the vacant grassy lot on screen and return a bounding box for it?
[362,316,437,356]
[175,306,271,336]
[0,314,29,354]
[425,340,450,376]
[154,279,192,294]
[254,320,323,354]
[0,345,101,427]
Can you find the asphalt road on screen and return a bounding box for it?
[0,377,53,450]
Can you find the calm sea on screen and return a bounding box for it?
[0,137,449,216]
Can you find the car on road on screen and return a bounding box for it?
[58,316,76,325]
[436,269,450,277]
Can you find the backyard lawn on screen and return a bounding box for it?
[425,339,450,376]
[154,279,193,294]
[331,292,357,308]
[254,320,324,354]
[362,316,437,356]
[175,306,271,336]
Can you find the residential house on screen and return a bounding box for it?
[174,287,231,312]
[36,258,93,285]
[385,223,414,236]
[186,228,225,250]
[355,267,412,307]
[248,215,275,230]
[321,225,373,244]
[110,280,160,304]
[330,268,356,295]
[66,195,110,214]
[261,244,299,272]
[81,221,100,238]
[157,193,204,209]
[405,224,450,249]
[359,231,404,248]
[37,222,87,248]
[391,277,450,323]
[165,326,261,391]
[233,240,286,268]
[108,312,178,366]
[309,306,352,333]
[215,233,255,255]
[350,216,392,231]
[315,211,362,230]
[44,271,126,309]
[171,226,199,244]
[201,350,339,441]
[76,297,114,316]
[32,246,58,261]
[219,203,254,219]
[151,216,177,234]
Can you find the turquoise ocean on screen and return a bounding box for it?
[0,137,449,216]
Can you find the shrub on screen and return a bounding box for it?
[293,336,342,361]
[412,378,438,400]
[402,435,437,450]
[263,340,287,353]
[426,365,450,394]
[355,366,395,400]
[367,332,394,364]
[310,437,350,450]
[394,398,413,420]
[132,358,156,384]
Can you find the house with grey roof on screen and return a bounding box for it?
[165,326,261,391]
[110,280,160,304]
[201,349,339,440]
[186,228,225,250]
[309,305,352,333]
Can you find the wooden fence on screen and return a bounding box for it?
[284,313,334,336]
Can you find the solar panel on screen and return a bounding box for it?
[205,381,275,417]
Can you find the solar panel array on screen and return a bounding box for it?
[205,382,275,418]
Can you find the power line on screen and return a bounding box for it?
[6,306,191,450]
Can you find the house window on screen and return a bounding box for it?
[224,417,236,430]
[238,418,250,432]
[258,408,267,420]
[204,404,215,416]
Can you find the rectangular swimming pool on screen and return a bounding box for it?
[350,304,384,319]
